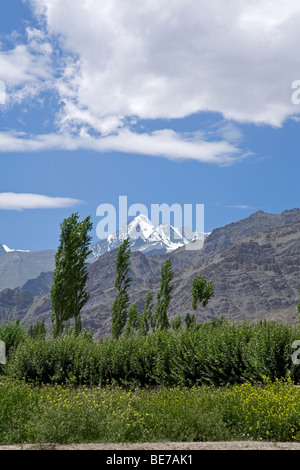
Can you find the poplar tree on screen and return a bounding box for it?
[111,238,131,339]
[140,291,154,335]
[28,319,46,339]
[51,212,93,337]
[154,257,174,330]
[124,303,139,335]
[184,312,196,329]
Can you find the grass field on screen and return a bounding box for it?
[1,319,300,445]
[1,377,300,445]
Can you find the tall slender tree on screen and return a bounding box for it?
[111,238,131,339]
[154,257,174,330]
[124,303,140,336]
[140,291,154,335]
[51,212,93,337]
[28,318,46,339]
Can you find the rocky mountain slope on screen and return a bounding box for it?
[0,249,55,292]
[21,272,54,297]
[0,288,34,324]
[170,219,300,324]
[1,208,299,338]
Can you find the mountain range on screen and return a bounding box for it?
[0,208,299,338]
[89,213,208,259]
[0,215,207,291]
[0,248,56,292]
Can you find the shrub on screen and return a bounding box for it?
[224,377,300,442]
[5,320,300,387]
[7,333,96,385]
[244,321,300,382]
[0,320,28,359]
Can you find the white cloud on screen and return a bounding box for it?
[0,24,54,108]
[0,80,6,105]
[0,43,52,88]
[228,205,255,210]
[0,129,245,164]
[3,0,300,162]
[213,122,244,145]
[0,192,83,211]
[28,0,300,128]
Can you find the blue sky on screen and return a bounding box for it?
[0,0,299,251]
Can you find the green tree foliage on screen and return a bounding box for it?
[140,292,155,335]
[28,319,46,340]
[184,312,196,329]
[298,289,300,314]
[6,320,300,387]
[0,320,27,359]
[125,303,140,335]
[191,275,214,311]
[111,238,131,339]
[51,212,93,338]
[172,315,183,330]
[154,257,174,330]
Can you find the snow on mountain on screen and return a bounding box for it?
[89,214,210,261]
[0,215,209,263]
[0,244,30,255]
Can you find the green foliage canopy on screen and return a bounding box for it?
[51,212,93,337]
[191,275,214,311]
[111,238,132,339]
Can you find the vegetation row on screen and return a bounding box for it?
[1,319,300,387]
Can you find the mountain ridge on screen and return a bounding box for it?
[0,215,209,291]
[0,249,56,292]
[0,207,299,338]
[89,213,209,260]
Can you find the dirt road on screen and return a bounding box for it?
[1,441,300,450]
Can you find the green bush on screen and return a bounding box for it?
[7,333,97,385]
[5,320,300,387]
[0,320,28,359]
[243,321,300,382]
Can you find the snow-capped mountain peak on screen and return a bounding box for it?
[89,215,210,261]
[2,244,13,253]
[122,214,155,241]
[0,244,30,255]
